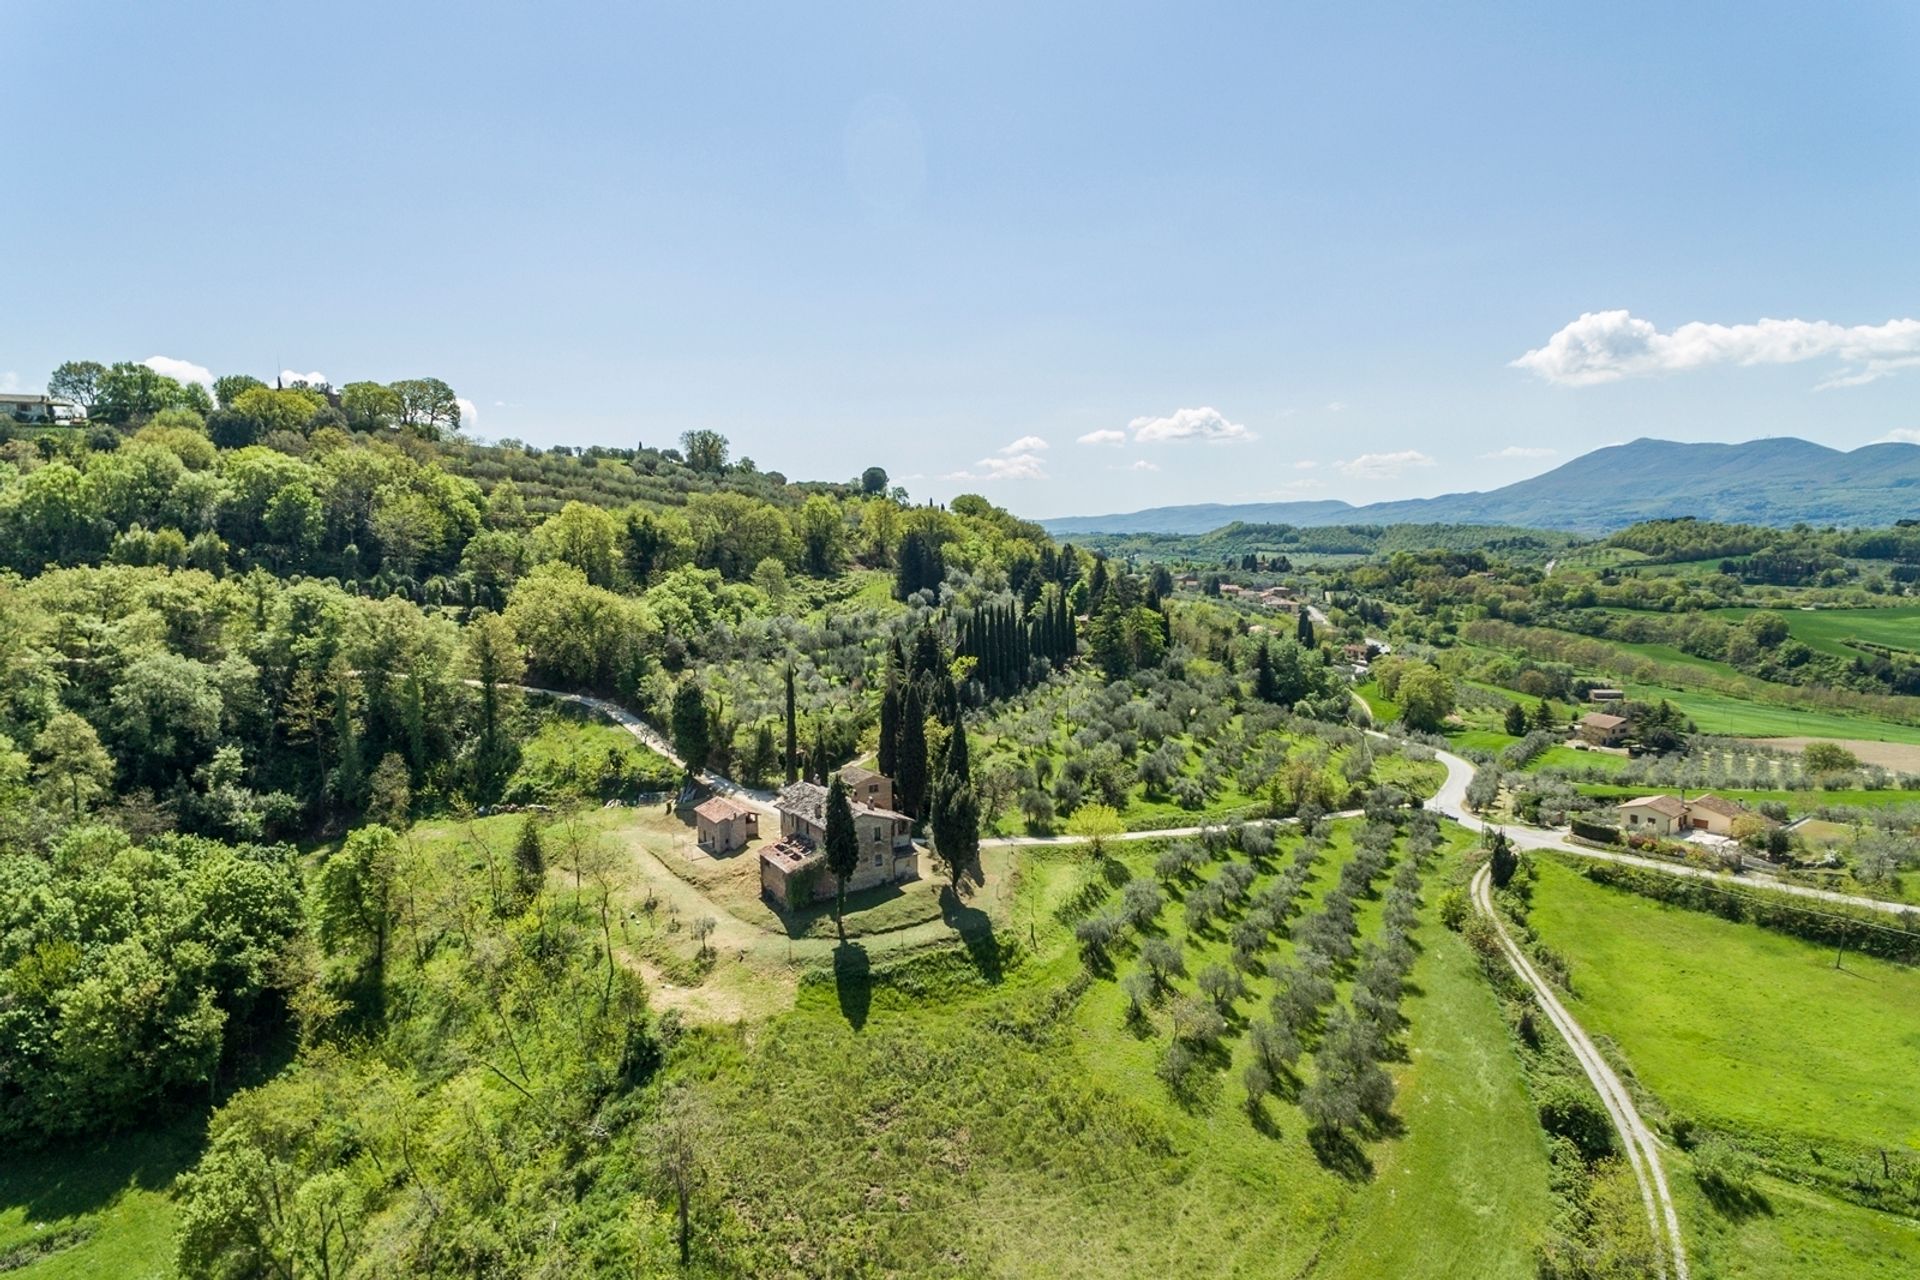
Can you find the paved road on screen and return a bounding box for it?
[1471,863,1689,1280]
[1409,735,1914,918]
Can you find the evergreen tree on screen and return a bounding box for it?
[824,776,860,930]
[1253,641,1279,703]
[513,814,545,899]
[330,670,363,808]
[1503,703,1529,737]
[1532,698,1556,731]
[1489,829,1519,889]
[895,683,929,820]
[1297,610,1316,648]
[670,680,712,782]
[878,660,901,779]
[930,719,980,890]
[784,663,798,784]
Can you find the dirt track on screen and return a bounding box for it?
[1471,863,1690,1280]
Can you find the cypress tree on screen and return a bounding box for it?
[331,671,363,807]
[878,661,901,779]
[896,683,929,821]
[513,815,545,900]
[824,777,860,931]
[1254,641,1279,704]
[930,718,980,891]
[1297,610,1315,648]
[784,662,798,784]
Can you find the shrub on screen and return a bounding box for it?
[1536,1075,1615,1160]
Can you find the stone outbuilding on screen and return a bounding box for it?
[692,794,758,855]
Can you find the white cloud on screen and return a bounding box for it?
[1325,401,1348,412]
[946,450,1048,481]
[1513,309,1920,389]
[1128,406,1256,444]
[142,355,214,390]
[1113,459,1160,472]
[1000,434,1049,454]
[1483,445,1558,460]
[1076,428,1127,446]
[280,368,328,387]
[1334,450,1437,480]
[1876,428,1920,444]
[1292,459,1318,470]
[455,397,479,428]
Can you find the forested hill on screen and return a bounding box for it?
[1039,436,1920,535]
[0,361,1056,596]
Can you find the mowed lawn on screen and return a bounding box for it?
[1526,859,1920,1155]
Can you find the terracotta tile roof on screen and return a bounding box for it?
[693,795,754,823]
[1687,793,1749,819]
[1618,794,1688,818]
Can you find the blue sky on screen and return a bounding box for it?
[5,2,1918,517]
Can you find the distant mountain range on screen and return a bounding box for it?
[1037,437,1920,536]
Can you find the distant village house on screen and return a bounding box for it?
[1,393,87,425]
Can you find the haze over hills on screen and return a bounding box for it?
[1037,437,1920,536]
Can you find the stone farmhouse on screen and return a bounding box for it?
[758,771,916,907]
[1577,712,1629,747]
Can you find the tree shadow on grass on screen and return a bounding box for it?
[1698,1170,1774,1221]
[0,1113,205,1236]
[940,885,1004,984]
[833,940,871,1031]
[1308,1125,1374,1182]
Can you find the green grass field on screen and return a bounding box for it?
[1624,683,1920,744]
[1353,681,1399,726]
[1715,606,1920,660]
[1525,858,1920,1277]
[0,1121,199,1279]
[1528,858,1920,1153]
[651,824,1552,1277]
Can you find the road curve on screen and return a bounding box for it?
[1398,733,1914,919]
[1472,862,1690,1280]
